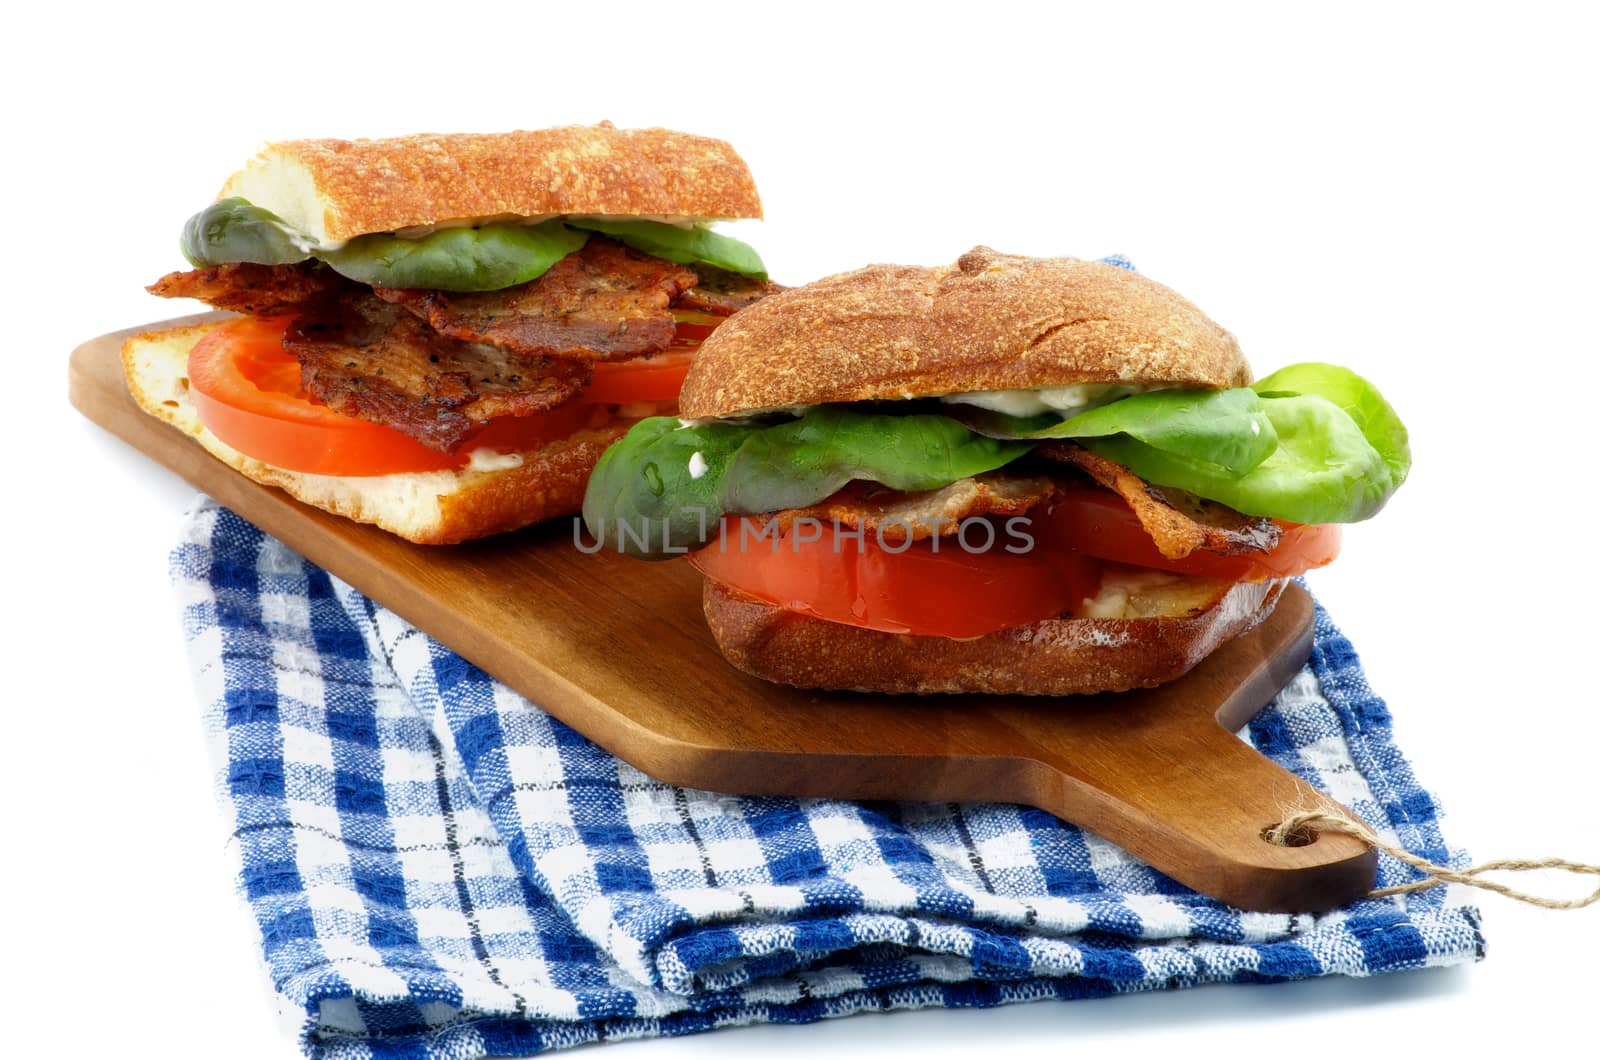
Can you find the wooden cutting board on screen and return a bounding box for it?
[71,315,1376,912]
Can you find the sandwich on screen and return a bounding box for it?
[581,247,1410,695]
[123,122,779,544]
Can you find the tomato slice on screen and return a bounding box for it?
[187,316,590,476]
[1034,483,1341,580]
[586,352,695,405]
[186,300,726,478]
[583,311,724,404]
[689,483,1340,639]
[190,308,721,477]
[690,517,1104,638]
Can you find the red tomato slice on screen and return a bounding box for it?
[689,484,1339,639]
[586,352,696,405]
[690,517,1104,638]
[187,316,589,477]
[1035,483,1341,580]
[190,308,722,477]
[582,311,724,405]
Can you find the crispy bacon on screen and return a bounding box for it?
[1037,442,1279,559]
[373,238,698,361]
[145,239,781,454]
[283,295,591,451]
[775,473,1061,544]
[147,262,353,315]
[150,240,782,368]
[674,265,787,315]
[771,446,1279,561]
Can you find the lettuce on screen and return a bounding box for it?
[583,364,1410,557]
[1027,386,1278,474]
[945,364,1409,524]
[722,407,1032,511]
[1080,364,1409,524]
[322,221,590,292]
[582,409,1032,558]
[1252,362,1410,486]
[174,200,767,290]
[181,198,310,267]
[582,417,753,558]
[567,218,768,280]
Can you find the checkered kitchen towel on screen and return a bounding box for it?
[170,499,1484,1058]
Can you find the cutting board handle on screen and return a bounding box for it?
[1021,715,1377,912]
[1006,585,1377,912]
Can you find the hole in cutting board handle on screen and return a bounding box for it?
[1262,822,1319,848]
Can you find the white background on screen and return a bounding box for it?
[7,2,1598,1056]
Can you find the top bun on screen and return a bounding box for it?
[219,122,763,246]
[677,247,1248,419]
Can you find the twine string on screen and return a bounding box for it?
[1263,809,1600,909]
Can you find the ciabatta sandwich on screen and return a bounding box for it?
[125,123,780,543]
[582,248,1410,695]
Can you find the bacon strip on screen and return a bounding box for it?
[145,241,783,455]
[674,266,787,315]
[374,238,698,361]
[771,446,1280,560]
[147,262,353,315]
[284,295,591,451]
[1037,442,1279,559]
[775,473,1060,544]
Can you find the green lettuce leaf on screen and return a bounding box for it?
[1081,363,1409,523]
[176,200,771,291]
[567,218,768,279]
[180,198,312,267]
[1252,362,1410,487]
[722,407,1032,513]
[582,408,1032,558]
[322,221,589,291]
[582,364,1411,557]
[582,417,752,558]
[1027,387,1277,474]
[942,388,1277,474]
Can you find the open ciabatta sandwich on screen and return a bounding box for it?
[124,122,779,543]
[582,247,1410,695]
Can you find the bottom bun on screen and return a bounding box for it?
[122,322,630,544]
[702,571,1286,695]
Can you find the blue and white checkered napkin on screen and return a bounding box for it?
[170,499,1484,1059]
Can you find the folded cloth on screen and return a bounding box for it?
[170,499,1484,1059]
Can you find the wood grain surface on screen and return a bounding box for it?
[70,315,1377,912]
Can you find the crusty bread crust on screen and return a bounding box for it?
[121,322,628,544]
[678,247,1248,418]
[702,575,1284,695]
[219,123,763,245]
